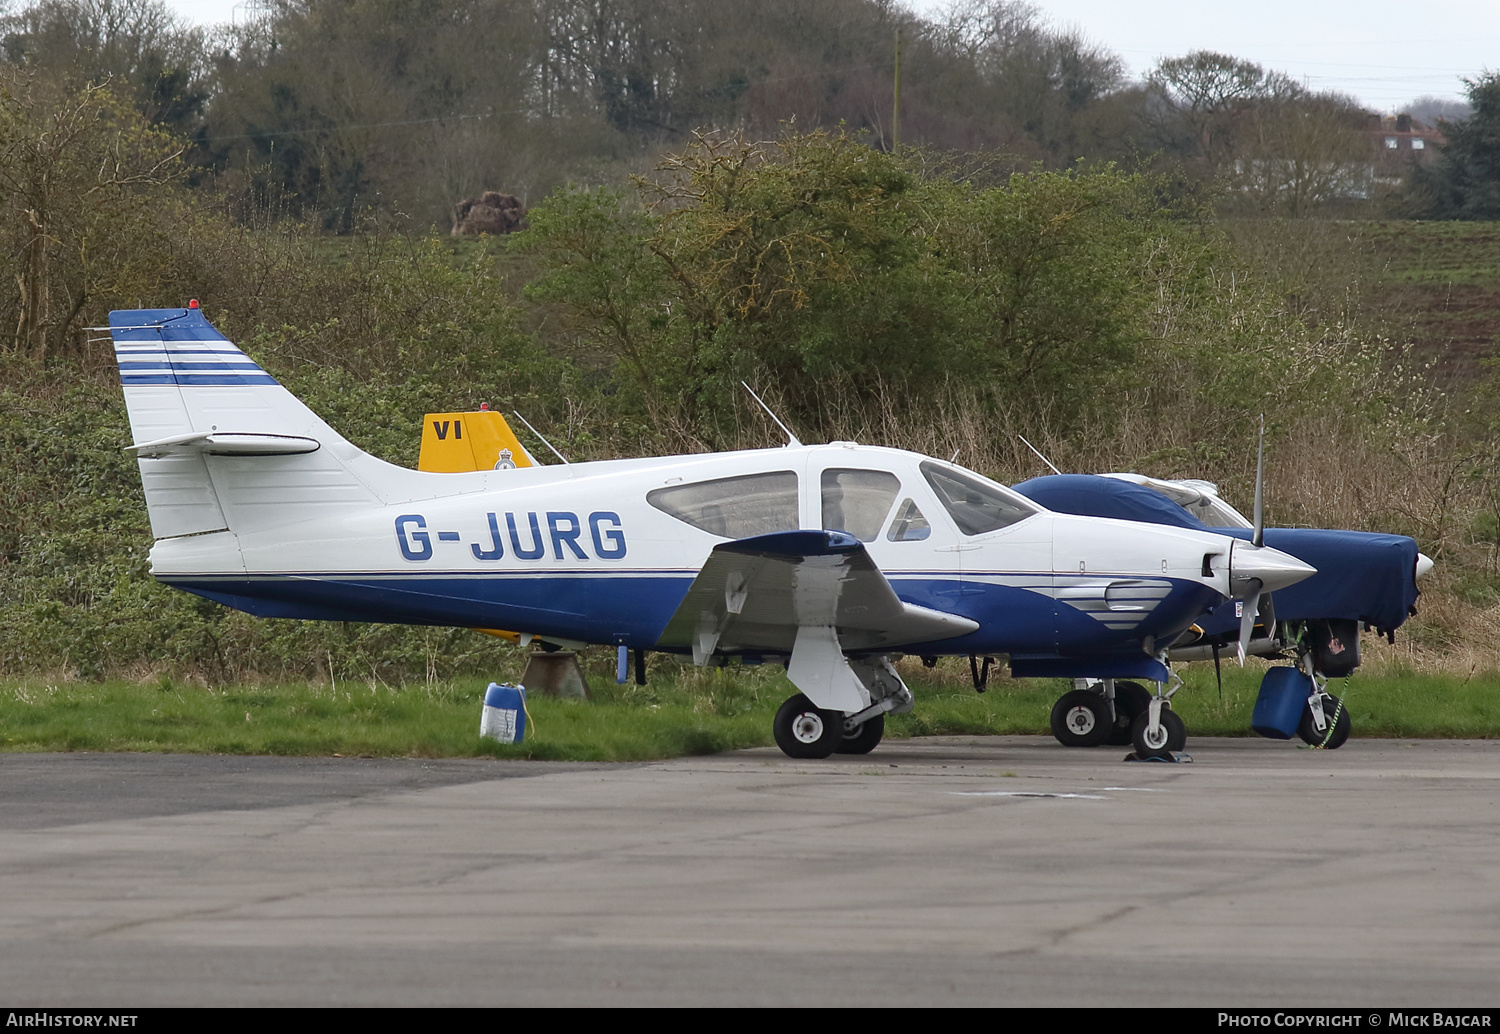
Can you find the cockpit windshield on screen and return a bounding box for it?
[920,461,1037,535]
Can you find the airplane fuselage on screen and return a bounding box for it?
[152,443,1237,674]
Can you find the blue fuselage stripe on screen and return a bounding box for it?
[162,571,1223,668]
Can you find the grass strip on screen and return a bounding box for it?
[2,662,1497,761]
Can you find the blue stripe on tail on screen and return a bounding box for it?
[109,307,280,388]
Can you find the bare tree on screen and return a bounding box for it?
[0,0,206,128]
[0,71,182,358]
[1230,92,1371,216]
[1404,94,1471,126]
[931,0,1122,160]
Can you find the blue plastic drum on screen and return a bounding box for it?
[1252,667,1312,739]
[480,682,527,743]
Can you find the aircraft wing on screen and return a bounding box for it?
[655,530,978,662]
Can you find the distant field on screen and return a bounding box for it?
[1359,220,1500,382]
[4,658,1497,761]
[1364,221,1500,288]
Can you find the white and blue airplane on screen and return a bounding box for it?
[108,303,1316,759]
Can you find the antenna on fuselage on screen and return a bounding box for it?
[511,411,570,464]
[741,381,803,448]
[1018,435,1063,475]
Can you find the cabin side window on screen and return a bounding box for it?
[820,468,901,542]
[886,498,931,541]
[647,471,800,539]
[920,461,1036,535]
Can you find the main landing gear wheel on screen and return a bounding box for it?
[773,693,844,759]
[1050,690,1113,748]
[1297,694,1351,749]
[1130,707,1186,758]
[836,713,885,755]
[1106,681,1151,747]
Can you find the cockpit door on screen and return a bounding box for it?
[918,460,1056,650]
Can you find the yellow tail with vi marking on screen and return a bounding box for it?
[418,406,535,472]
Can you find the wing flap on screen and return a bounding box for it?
[656,530,978,658]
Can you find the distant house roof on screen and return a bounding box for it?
[1364,112,1445,161]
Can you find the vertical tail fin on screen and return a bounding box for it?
[110,305,378,539]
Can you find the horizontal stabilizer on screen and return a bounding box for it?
[655,530,978,659]
[127,431,321,458]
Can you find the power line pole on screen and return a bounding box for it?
[892,27,902,151]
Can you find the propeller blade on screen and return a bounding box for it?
[1237,583,1262,666]
[1252,414,1265,549]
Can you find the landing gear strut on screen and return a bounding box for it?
[1131,671,1187,758]
[1294,646,1352,749]
[771,653,913,759]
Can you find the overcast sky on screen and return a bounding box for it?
[165,0,1495,113]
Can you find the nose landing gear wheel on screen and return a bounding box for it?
[835,713,885,755]
[1130,707,1186,758]
[773,693,844,759]
[1297,694,1351,749]
[1050,689,1113,747]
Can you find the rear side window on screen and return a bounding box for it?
[921,461,1036,535]
[648,471,799,539]
[821,468,901,542]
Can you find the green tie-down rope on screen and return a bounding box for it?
[1310,674,1351,750]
